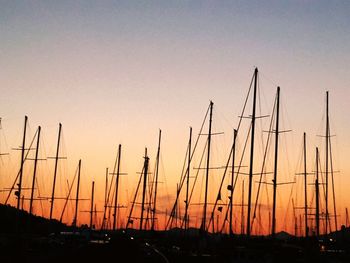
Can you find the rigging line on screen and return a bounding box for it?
[282,163,297,235]
[167,139,194,229]
[183,145,209,227]
[59,162,79,222]
[167,105,210,228]
[181,104,210,185]
[206,71,256,230]
[236,68,255,132]
[107,179,117,227]
[228,125,252,215]
[188,140,208,205]
[251,92,276,230]
[257,72,266,161]
[166,104,210,229]
[5,128,39,205]
[197,73,254,231]
[63,180,71,222]
[179,135,192,229]
[126,165,145,230]
[220,124,252,232]
[206,144,233,230]
[206,71,256,232]
[284,173,296,232]
[182,82,254,231]
[317,150,326,232]
[146,149,158,217]
[294,134,305,210]
[318,150,327,210]
[329,126,337,231]
[309,182,315,212]
[149,132,162,230]
[101,148,119,229]
[178,139,208,229]
[159,155,170,223]
[145,168,153,230]
[171,138,190,225]
[280,96,294,169]
[35,176,44,217]
[219,210,229,234]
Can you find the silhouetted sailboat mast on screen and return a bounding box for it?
[325,91,338,233]
[90,181,95,229]
[17,116,28,210]
[151,130,161,231]
[315,147,320,238]
[72,159,81,227]
[166,102,210,230]
[49,123,63,220]
[29,126,41,215]
[325,91,330,234]
[59,160,86,224]
[229,129,237,235]
[113,144,122,231]
[247,68,258,237]
[140,148,149,231]
[202,101,213,232]
[126,156,144,230]
[5,121,38,206]
[271,87,280,237]
[184,127,192,231]
[303,132,309,237]
[1,69,344,243]
[102,168,108,230]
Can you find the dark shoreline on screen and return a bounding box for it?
[1,204,350,263]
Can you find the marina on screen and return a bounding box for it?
[1,2,350,262]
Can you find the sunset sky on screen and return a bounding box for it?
[0,1,350,234]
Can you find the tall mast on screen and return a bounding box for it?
[241,180,245,235]
[102,167,108,230]
[202,101,213,232]
[90,180,95,229]
[184,127,192,231]
[303,132,308,237]
[327,92,338,232]
[229,129,237,235]
[330,127,338,231]
[346,208,349,227]
[29,126,41,215]
[94,205,98,229]
[140,148,149,231]
[73,159,81,227]
[247,67,258,236]
[175,184,179,227]
[50,123,62,220]
[292,198,297,236]
[151,130,162,231]
[126,161,143,230]
[325,91,329,234]
[17,116,28,210]
[272,86,280,236]
[315,147,320,238]
[113,144,122,231]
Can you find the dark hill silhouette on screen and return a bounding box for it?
[0,203,67,235]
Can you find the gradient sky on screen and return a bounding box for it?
[1,1,350,233]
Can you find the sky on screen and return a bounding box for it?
[0,1,350,234]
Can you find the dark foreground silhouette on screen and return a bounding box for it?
[1,204,350,263]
